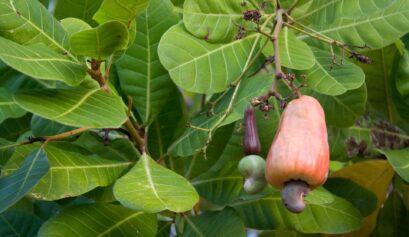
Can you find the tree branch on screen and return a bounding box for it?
[124,96,145,153]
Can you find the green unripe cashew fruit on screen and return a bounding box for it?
[238,155,267,194]
[243,177,267,194]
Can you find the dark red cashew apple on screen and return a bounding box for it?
[265,95,329,213]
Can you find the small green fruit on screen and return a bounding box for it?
[238,155,267,194]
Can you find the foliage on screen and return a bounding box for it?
[0,0,408,236]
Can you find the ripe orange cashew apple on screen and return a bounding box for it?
[265,95,329,213]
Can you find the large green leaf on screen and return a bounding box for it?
[303,47,365,96]
[14,88,127,128]
[376,148,409,182]
[183,0,250,43]
[396,49,409,104]
[147,86,188,160]
[0,114,31,141]
[75,132,140,162]
[231,189,362,234]
[183,207,246,237]
[296,0,396,26]
[116,0,179,124]
[0,37,86,86]
[158,23,262,94]
[192,162,243,205]
[0,210,43,236]
[263,27,315,70]
[93,0,149,24]
[60,18,92,37]
[0,138,15,165]
[3,143,132,200]
[54,0,103,25]
[0,148,49,213]
[299,0,409,49]
[260,230,318,237]
[0,0,73,56]
[31,115,75,137]
[309,84,367,127]
[324,178,377,217]
[327,126,372,161]
[372,190,409,237]
[169,123,235,181]
[167,74,272,157]
[359,44,409,126]
[114,153,199,213]
[256,100,281,157]
[70,21,129,59]
[0,62,47,93]
[0,88,25,123]
[330,160,395,237]
[38,204,157,237]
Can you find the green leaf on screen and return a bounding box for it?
[376,147,409,182]
[0,37,86,86]
[4,142,132,200]
[327,126,373,161]
[299,0,409,49]
[0,148,49,213]
[324,178,377,217]
[396,49,409,104]
[114,153,199,213]
[0,88,25,123]
[116,0,179,124]
[0,114,31,141]
[296,0,396,26]
[183,0,249,43]
[169,123,235,180]
[158,23,262,94]
[31,115,75,137]
[360,44,409,126]
[93,0,149,24]
[263,27,315,70]
[60,18,92,37]
[231,189,362,234]
[70,21,129,59]
[372,190,409,237]
[0,0,73,56]
[0,62,47,93]
[0,138,15,165]
[147,86,188,159]
[167,74,272,157]
[14,88,127,128]
[54,0,103,25]
[157,221,172,237]
[75,132,140,162]
[279,27,315,70]
[0,210,43,236]
[331,160,395,236]
[309,84,367,127]
[183,207,246,237]
[38,203,157,237]
[303,47,365,96]
[260,230,318,237]
[256,101,281,157]
[192,162,243,205]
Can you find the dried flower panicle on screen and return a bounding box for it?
[371,120,409,150]
[243,10,261,23]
